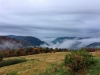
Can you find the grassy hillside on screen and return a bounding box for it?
[0,51,100,75]
[0,52,68,75]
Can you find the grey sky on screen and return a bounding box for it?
[0,0,100,39]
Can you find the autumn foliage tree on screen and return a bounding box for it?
[0,47,78,58]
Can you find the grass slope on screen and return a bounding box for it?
[0,52,99,75]
[0,52,68,75]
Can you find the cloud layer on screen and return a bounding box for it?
[41,38,100,49]
[0,0,100,39]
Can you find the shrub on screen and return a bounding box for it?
[64,50,96,73]
[6,71,19,75]
[0,58,26,67]
[39,63,67,75]
[0,52,3,61]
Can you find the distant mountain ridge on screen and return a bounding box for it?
[8,35,48,47]
[52,37,90,44]
[0,36,22,50]
[0,35,48,50]
[52,37,100,49]
[86,42,100,48]
[0,35,100,50]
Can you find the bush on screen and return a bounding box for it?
[0,52,3,61]
[39,63,67,75]
[0,58,26,67]
[64,50,96,73]
[6,71,19,75]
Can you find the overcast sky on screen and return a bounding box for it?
[0,0,100,39]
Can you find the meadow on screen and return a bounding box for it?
[0,50,100,75]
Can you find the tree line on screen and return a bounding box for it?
[0,47,69,58]
[0,47,98,60]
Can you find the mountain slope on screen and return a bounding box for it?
[0,36,22,50]
[87,42,100,48]
[52,37,100,49]
[52,37,90,43]
[52,37,77,44]
[8,35,48,47]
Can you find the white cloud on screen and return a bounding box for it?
[41,38,100,49]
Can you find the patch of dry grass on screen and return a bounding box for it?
[0,52,69,75]
[91,50,100,57]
